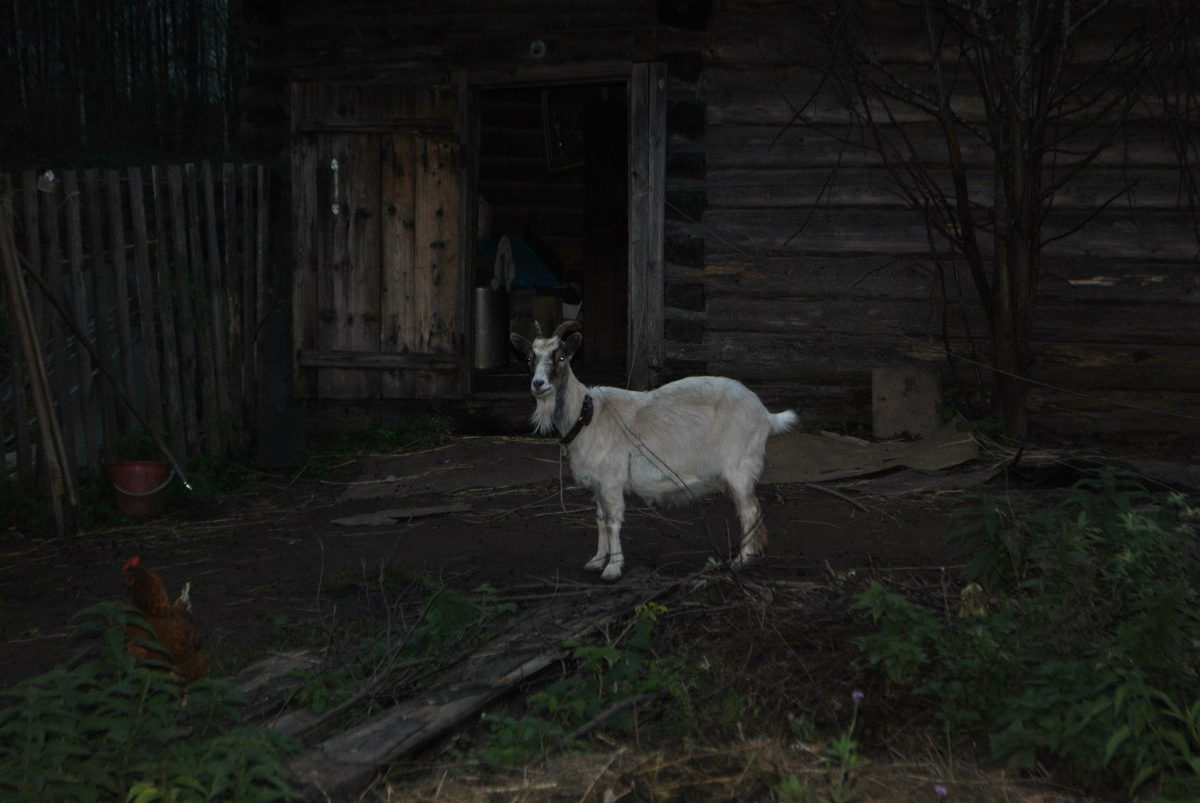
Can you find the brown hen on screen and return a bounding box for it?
[122,556,210,685]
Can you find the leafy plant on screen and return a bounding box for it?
[853,470,1200,797]
[0,602,298,802]
[776,691,868,803]
[292,582,515,719]
[480,602,681,767]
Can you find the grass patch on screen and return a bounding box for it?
[853,468,1200,799]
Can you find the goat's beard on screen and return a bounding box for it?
[530,391,558,436]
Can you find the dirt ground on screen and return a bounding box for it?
[4,434,1130,802]
[0,435,972,688]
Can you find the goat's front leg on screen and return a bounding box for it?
[583,487,625,581]
[584,501,608,573]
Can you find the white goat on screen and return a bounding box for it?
[510,320,798,581]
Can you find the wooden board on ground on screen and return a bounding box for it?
[330,503,473,527]
[762,418,980,485]
[286,576,668,801]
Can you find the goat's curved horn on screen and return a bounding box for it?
[553,320,582,339]
[533,321,544,339]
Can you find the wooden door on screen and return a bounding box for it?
[292,83,464,399]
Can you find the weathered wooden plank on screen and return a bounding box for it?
[185,164,222,457]
[292,139,319,400]
[166,165,201,451]
[150,167,187,463]
[104,171,139,418]
[298,350,458,370]
[317,133,383,399]
[202,162,232,454]
[702,207,1200,260]
[703,296,1200,347]
[229,649,324,723]
[287,581,660,802]
[381,134,418,399]
[672,329,1200,401]
[709,0,1152,68]
[707,166,1195,212]
[126,168,164,433]
[60,172,99,475]
[222,163,246,443]
[82,170,119,459]
[292,83,459,134]
[1028,388,1200,437]
[39,176,78,478]
[705,62,1164,129]
[412,134,463,399]
[628,62,667,389]
[242,165,259,427]
[256,166,271,356]
[685,252,1200,306]
[705,125,1185,171]
[330,503,472,526]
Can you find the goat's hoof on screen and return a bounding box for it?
[601,563,623,582]
[731,552,759,570]
[584,556,606,572]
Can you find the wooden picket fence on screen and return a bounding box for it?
[1,163,271,526]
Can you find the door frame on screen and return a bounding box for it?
[461,62,666,391]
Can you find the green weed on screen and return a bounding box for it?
[853,469,1200,798]
[0,602,298,802]
[292,582,515,719]
[480,601,683,767]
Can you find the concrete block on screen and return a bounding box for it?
[872,365,941,439]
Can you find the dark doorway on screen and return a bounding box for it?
[473,82,628,385]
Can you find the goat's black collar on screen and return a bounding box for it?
[559,394,593,446]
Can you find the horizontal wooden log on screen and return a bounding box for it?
[667,327,1200,388]
[704,64,1170,128]
[708,0,1173,68]
[702,207,1200,260]
[298,350,458,370]
[707,166,1194,212]
[703,296,1200,347]
[1027,388,1200,436]
[681,253,1200,306]
[290,83,459,135]
[706,125,1185,170]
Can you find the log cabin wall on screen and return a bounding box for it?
[243,0,1200,443]
[689,0,1200,441]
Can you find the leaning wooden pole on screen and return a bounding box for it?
[0,210,75,533]
[13,240,197,498]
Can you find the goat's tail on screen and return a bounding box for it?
[768,409,799,436]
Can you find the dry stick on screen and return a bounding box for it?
[0,215,72,532]
[14,250,196,495]
[803,482,868,512]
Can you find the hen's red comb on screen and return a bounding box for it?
[122,556,141,585]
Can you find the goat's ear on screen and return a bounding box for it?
[510,333,532,355]
[562,331,583,358]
